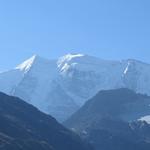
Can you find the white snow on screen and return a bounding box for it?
[138,115,150,124]
[16,55,37,73]
[58,53,84,66]
[0,53,150,121]
[124,62,130,75]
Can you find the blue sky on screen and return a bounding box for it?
[0,0,150,70]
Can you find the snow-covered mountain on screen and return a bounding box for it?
[0,53,150,121]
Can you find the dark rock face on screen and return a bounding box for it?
[82,119,150,150]
[65,88,150,150]
[0,92,92,150]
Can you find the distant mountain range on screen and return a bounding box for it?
[64,88,150,150]
[0,92,92,150]
[0,54,150,121]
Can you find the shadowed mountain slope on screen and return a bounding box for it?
[0,92,92,150]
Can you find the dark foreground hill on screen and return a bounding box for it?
[0,92,92,150]
[65,88,150,150]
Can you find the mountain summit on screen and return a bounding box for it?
[0,54,150,121]
[65,88,150,129]
[64,88,150,150]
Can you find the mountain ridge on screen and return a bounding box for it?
[64,88,150,150]
[0,91,92,150]
[0,54,150,121]
[64,88,150,129]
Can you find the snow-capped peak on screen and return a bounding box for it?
[61,53,85,61]
[1,53,150,122]
[15,54,51,73]
[57,53,85,73]
[16,55,37,72]
[58,53,84,66]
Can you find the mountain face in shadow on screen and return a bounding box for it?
[0,92,92,150]
[65,88,150,150]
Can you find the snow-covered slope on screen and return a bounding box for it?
[0,53,150,121]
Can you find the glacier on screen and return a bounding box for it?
[0,53,150,122]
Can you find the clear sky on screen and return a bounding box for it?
[0,0,150,71]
